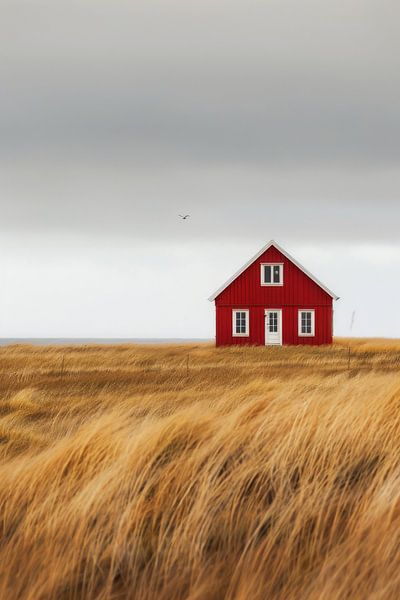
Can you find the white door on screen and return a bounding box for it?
[265,309,282,345]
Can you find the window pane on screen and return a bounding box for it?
[269,312,278,332]
[235,311,247,334]
[273,265,281,283]
[264,265,271,283]
[300,312,313,334]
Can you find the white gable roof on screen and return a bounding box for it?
[208,240,339,301]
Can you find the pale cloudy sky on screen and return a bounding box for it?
[1,0,399,338]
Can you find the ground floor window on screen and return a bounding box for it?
[232,309,249,336]
[298,310,315,336]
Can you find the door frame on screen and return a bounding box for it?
[264,309,283,346]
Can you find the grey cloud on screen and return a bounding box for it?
[2,161,400,242]
[2,0,400,163]
[0,0,399,242]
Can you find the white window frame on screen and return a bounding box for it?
[232,309,249,337]
[260,263,284,286]
[298,310,315,337]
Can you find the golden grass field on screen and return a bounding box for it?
[1,338,400,600]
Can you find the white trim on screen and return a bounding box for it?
[298,309,315,337]
[208,240,339,301]
[260,263,284,286]
[265,309,283,345]
[232,309,249,337]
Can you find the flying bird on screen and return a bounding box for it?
[179,214,190,220]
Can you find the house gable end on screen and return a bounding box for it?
[209,240,339,304]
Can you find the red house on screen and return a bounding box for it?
[209,240,339,346]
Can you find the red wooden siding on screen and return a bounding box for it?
[214,245,334,346]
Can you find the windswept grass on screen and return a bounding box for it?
[0,338,400,599]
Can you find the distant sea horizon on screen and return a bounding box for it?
[0,338,213,346]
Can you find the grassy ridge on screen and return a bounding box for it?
[0,339,400,599]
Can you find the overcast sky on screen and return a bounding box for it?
[1,0,399,338]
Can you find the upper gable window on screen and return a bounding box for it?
[261,263,283,286]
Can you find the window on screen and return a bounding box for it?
[261,263,283,286]
[298,310,315,336]
[268,311,278,333]
[232,309,249,336]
